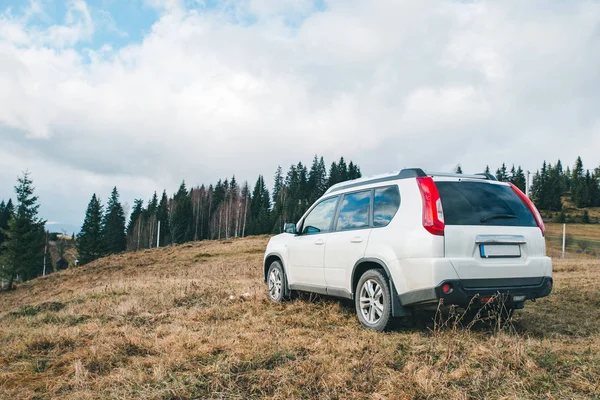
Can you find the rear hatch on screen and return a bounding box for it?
[436,179,546,281]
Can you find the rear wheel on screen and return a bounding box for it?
[355,269,393,331]
[267,261,288,303]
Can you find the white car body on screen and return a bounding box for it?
[264,168,552,326]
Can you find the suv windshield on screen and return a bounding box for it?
[436,181,537,227]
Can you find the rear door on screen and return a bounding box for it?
[436,180,546,280]
[323,189,372,291]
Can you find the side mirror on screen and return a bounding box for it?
[284,223,297,234]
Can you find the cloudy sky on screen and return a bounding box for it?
[1,0,599,232]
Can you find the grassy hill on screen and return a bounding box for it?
[1,237,600,399]
[545,222,600,257]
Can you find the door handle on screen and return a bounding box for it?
[314,239,325,245]
[351,237,363,243]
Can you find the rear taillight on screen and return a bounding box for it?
[510,183,545,236]
[416,176,445,236]
[442,283,453,294]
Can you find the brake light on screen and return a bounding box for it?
[510,183,545,236]
[416,176,445,236]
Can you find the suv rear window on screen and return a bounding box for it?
[436,181,537,227]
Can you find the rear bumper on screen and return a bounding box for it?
[398,276,553,308]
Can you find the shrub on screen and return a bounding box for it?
[582,210,591,224]
[565,233,574,249]
[577,240,590,252]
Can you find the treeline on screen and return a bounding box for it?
[3,155,598,287]
[76,156,361,266]
[530,157,600,211]
[475,157,600,215]
[76,188,127,265]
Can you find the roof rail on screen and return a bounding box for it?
[427,172,498,181]
[324,168,497,195]
[325,168,427,194]
[475,172,498,181]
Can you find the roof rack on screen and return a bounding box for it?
[324,168,497,195]
[427,172,497,181]
[325,168,427,194]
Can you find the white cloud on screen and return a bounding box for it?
[0,0,599,226]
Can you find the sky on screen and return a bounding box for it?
[1,0,599,233]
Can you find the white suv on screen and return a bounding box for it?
[263,168,552,331]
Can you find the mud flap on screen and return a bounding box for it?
[390,279,412,317]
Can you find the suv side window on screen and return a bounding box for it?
[336,190,371,231]
[373,186,400,227]
[301,196,339,235]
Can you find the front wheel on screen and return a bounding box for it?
[355,269,393,331]
[266,261,288,303]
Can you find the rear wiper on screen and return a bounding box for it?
[480,214,517,223]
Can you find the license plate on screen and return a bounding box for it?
[479,244,521,258]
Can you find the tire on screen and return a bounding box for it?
[355,269,393,331]
[266,261,288,303]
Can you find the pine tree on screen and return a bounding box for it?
[77,194,104,265]
[272,166,283,206]
[484,165,491,174]
[102,187,126,255]
[511,166,526,192]
[576,170,597,208]
[172,181,193,244]
[272,166,285,233]
[0,173,46,288]
[127,199,144,236]
[0,199,14,248]
[328,161,339,187]
[126,199,145,250]
[547,162,563,211]
[337,157,348,182]
[593,169,600,207]
[455,164,463,174]
[317,156,328,196]
[0,199,14,287]
[297,162,308,213]
[532,161,564,211]
[564,166,572,192]
[307,156,320,204]
[157,190,171,246]
[249,175,271,235]
[572,156,584,206]
[531,162,547,209]
[147,192,158,216]
[284,164,299,223]
[227,176,239,238]
[240,182,250,237]
[495,163,509,182]
[348,161,361,179]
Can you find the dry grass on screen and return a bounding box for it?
[546,222,600,242]
[560,197,600,220]
[1,236,600,399]
[545,222,600,258]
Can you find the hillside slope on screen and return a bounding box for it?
[1,237,600,399]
